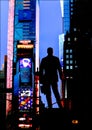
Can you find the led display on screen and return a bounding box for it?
[18,10,32,22]
[19,58,32,84]
[20,68,31,83]
[20,58,31,68]
[17,44,34,49]
[18,88,33,111]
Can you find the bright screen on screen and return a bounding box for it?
[18,88,33,111]
[20,58,31,68]
[19,58,32,84]
[20,68,31,83]
[18,10,32,22]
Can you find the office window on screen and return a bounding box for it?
[68,37,70,41]
[70,65,73,69]
[68,42,70,45]
[70,55,73,58]
[75,65,78,68]
[70,49,72,53]
[66,55,69,59]
[66,49,69,53]
[70,60,73,64]
[66,66,69,69]
[74,37,77,41]
[66,60,69,64]
[71,0,73,2]
[74,28,77,31]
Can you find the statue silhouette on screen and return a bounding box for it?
[40,47,62,108]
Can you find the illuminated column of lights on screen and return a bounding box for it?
[36,0,39,70]
[35,74,40,114]
[6,0,15,116]
[6,93,12,116]
[59,0,65,101]
[35,0,40,114]
[60,0,64,18]
[7,0,15,89]
[59,34,65,99]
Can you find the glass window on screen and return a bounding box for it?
[74,28,77,31]
[66,55,69,59]
[66,66,69,69]
[66,60,69,64]
[70,60,73,64]
[68,42,70,45]
[70,66,73,69]
[66,49,69,53]
[70,49,72,53]
[75,60,77,64]
[70,55,73,58]
[68,37,70,41]
[74,37,77,41]
[75,65,78,68]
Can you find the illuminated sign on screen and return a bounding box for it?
[19,40,32,44]
[18,10,32,22]
[20,58,31,68]
[20,68,32,83]
[72,120,79,124]
[18,124,32,128]
[17,44,34,49]
[18,88,33,111]
[20,90,31,97]
[19,58,32,84]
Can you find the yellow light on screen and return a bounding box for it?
[17,44,34,49]
[72,119,79,124]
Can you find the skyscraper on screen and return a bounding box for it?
[63,0,92,128]
[6,0,39,129]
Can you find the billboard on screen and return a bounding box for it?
[17,44,34,49]
[18,10,32,22]
[20,58,32,68]
[19,58,32,84]
[18,88,33,111]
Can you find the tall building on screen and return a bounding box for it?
[6,0,39,129]
[0,55,7,130]
[63,0,92,128]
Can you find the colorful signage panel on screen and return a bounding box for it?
[18,10,32,22]
[18,88,33,111]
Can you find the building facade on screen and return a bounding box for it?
[63,0,92,128]
[6,0,40,129]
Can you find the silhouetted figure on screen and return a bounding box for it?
[40,47,62,108]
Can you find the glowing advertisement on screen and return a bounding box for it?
[20,58,32,68]
[19,40,32,44]
[20,58,32,83]
[6,93,12,116]
[18,113,32,129]
[17,44,34,49]
[18,10,32,22]
[18,88,33,111]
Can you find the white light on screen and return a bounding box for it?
[19,117,26,121]
[60,0,64,17]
